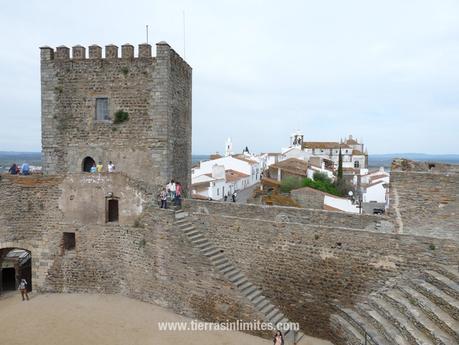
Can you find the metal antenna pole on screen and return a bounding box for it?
[146,25,149,44]
[183,10,186,58]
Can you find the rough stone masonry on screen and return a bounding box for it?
[40,42,192,194]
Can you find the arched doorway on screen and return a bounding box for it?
[82,156,96,172]
[0,248,32,294]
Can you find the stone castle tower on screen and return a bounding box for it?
[40,42,192,192]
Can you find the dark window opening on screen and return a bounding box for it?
[1,267,16,291]
[95,97,109,121]
[107,199,119,222]
[82,156,96,172]
[354,161,360,168]
[0,248,32,292]
[428,163,436,169]
[63,232,76,251]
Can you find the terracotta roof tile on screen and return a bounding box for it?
[270,158,308,176]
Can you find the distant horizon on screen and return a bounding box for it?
[1,151,459,156]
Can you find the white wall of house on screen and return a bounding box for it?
[192,156,261,189]
[362,182,387,203]
[324,195,360,213]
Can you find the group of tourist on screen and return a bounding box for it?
[89,161,116,173]
[8,162,30,175]
[159,179,183,209]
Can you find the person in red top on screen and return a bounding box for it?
[175,182,182,207]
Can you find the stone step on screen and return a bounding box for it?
[247,289,262,301]
[266,307,280,320]
[270,311,285,326]
[208,252,225,262]
[212,257,229,266]
[202,247,220,257]
[424,270,459,300]
[233,276,247,287]
[255,298,270,311]
[260,303,275,315]
[238,281,252,291]
[384,289,456,345]
[370,296,435,345]
[181,226,195,233]
[341,307,392,345]
[226,269,242,280]
[194,241,211,249]
[252,295,265,306]
[190,238,208,245]
[223,268,239,279]
[242,285,257,296]
[356,303,410,345]
[229,272,245,283]
[185,229,200,237]
[175,211,188,219]
[295,332,307,345]
[399,284,459,341]
[217,262,233,272]
[220,264,236,275]
[209,253,225,261]
[188,233,204,241]
[435,265,459,283]
[411,279,459,321]
[330,314,365,345]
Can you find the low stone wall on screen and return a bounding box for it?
[389,170,458,239]
[290,186,325,209]
[183,199,394,232]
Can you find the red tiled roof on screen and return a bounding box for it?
[225,169,249,182]
[302,142,351,149]
[233,155,258,165]
[270,158,308,177]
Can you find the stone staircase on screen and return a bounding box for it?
[331,264,459,345]
[174,210,306,344]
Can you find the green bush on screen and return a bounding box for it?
[313,171,331,183]
[280,176,303,193]
[302,178,341,196]
[114,110,129,124]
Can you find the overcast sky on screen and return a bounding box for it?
[0,0,458,154]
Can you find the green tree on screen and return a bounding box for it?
[337,147,343,180]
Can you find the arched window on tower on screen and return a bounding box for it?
[82,156,96,172]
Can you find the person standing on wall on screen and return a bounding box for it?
[108,161,115,173]
[18,279,29,301]
[21,162,30,175]
[90,163,97,173]
[175,182,182,208]
[168,180,176,203]
[9,163,18,175]
[96,161,103,173]
[232,191,237,203]
[160,188,168,209]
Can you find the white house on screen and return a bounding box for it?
[360,168,390,204]
[191,154,262,200]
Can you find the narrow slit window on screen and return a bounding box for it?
[63,232,76,251]
[96,98,109,121]
[107,199,119,222]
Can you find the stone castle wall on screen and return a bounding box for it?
[183,199,459,339]
[389,160,458,240]
[182,199,394,232]
[0,173,269,337]
[1,174,457,342]
[40,43,192,192]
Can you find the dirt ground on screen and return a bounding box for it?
[0,292,332,345]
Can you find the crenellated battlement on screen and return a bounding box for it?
[39,42,166,60]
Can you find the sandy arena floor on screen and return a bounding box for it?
[0,292,332,345]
